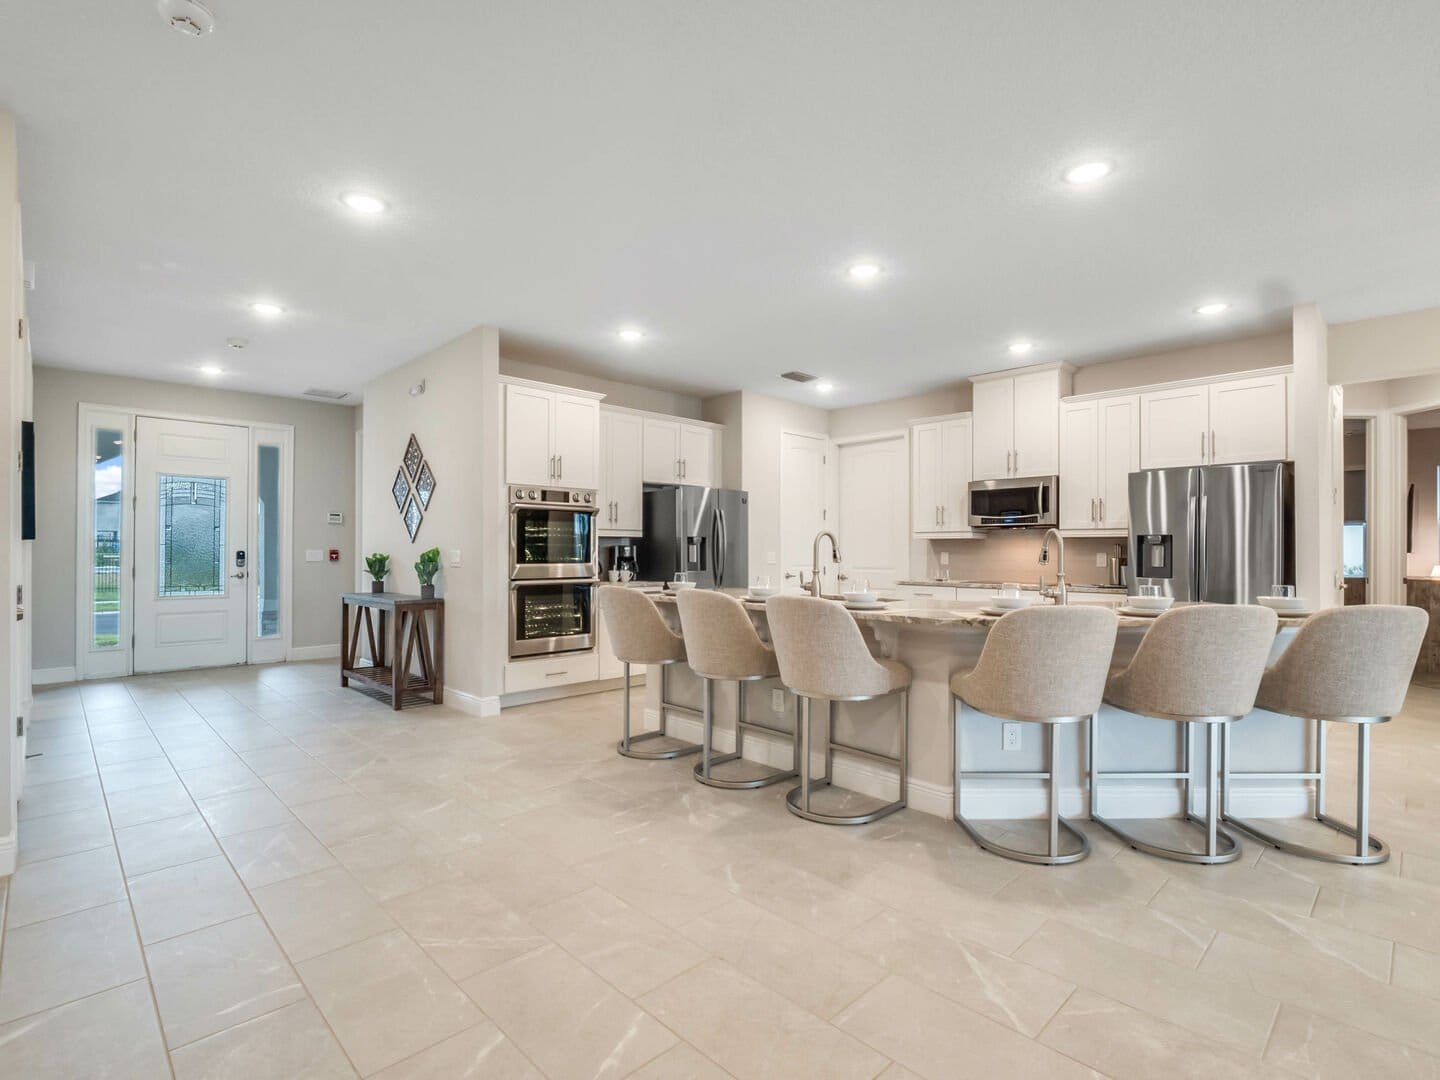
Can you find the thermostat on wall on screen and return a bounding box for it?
[328,512,344,525]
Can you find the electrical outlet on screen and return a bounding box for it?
[771,689,785,713]
[939,551,950,566]
[1096,552,1107,567]
[1002,722,1022,751]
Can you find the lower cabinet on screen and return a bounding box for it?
[892,585,959,602]
[504,652,600,694]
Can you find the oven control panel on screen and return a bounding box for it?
[511,486,596,506]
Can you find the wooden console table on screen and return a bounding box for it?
[340,592,445,710]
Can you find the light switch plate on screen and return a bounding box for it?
[448,549,462,567]
[305,549,323,562]
[939,551,950,566]
[771,689,785,713]
[1096,552,1107,567]
[765,551,777,565]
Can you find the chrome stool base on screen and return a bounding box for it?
[1223,718,1389,865]
[694,679,798,789]
[953,814,1091,866]
[785,692,908,826]
[617,662,701,760]
[1090,714,1243,865]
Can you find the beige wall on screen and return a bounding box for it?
[360,327,504,704]
[1331,306,1440,387]
[31,367,356,671]
[926,532,1129,587]
[499,356,703,418]
[828,386,970,440]
[1407,428,1440,576]
[1071,331,1292,396]
[701,391,743,489]
[734,391,829,581]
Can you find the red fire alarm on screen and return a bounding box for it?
[328,549,340,563]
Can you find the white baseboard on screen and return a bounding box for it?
[288,644,341,662]
[0,829,14,877]
[648,710,1309,821]
[32,666,77,687]
[449,688,501,718]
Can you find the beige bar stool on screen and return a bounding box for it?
[596,586,701,760]
[1093,605,1277,865]
[951,606,1119,865]
[765,594,911,825]
[675,590,799,789]
[1223,605,1426,865]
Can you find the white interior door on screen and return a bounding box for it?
[134,417,250,673]
[780,431,828,591]
[838,435,908,589]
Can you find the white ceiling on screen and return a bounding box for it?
[2,1,1438,407]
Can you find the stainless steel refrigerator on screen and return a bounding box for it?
[638,485,748,589]
[1129,461,1294,603]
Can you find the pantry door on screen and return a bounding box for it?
[133,416,250,672]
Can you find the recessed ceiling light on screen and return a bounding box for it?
[1008,341,1036,356]
[1194,301,1230,316]
[340,192,387,214]
[617,327,645,343]
[249,301,284,317]
[846,262,882,282]
[1063,160,1113,185]
[199,364,224,377]
[815,381,835,394]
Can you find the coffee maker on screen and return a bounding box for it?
[610,543,639,581]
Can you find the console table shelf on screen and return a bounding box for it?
[340,592,445,710]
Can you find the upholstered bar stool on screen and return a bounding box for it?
[596,586,701,760]
[1223,605,1426,865]
[765,594,911,825]
[951,606,1119,865]
[1093,605,1278,864]
[675,590,799,789]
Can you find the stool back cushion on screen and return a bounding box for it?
[959,605,1119,719]
[1106,604,1278,719]
[765,594,899,699]
[675,590,779,680]
[1257,605,1427,720]
[596,586,685,665]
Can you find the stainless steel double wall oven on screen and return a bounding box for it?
[509,485,600,658]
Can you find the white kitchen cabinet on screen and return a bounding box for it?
[1139,373,1288,469]
[504,382,601,487]
[1209,373,1288,464]
[893,584,959,602]
[910,415,973,535]
[1060,395,1139,531]
[595,614,642,681]
[642,417,719,486]
[599,409,645,535]
[504,651,601,694]
[970,365,1070,480]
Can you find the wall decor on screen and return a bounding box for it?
[403,495,423,542]
[404,434,424,478]
[392,467,410,511]
[415,460,436,509]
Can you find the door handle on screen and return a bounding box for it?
[1099,497,1105,521]
[230,571,247,579]
[556,455,562,479]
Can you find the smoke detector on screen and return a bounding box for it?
[225,337,248,350]
[158,0,215,37]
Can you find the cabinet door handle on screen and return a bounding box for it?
[1090,497,1096,522]
[676,459,681,480]
[1014,450,1019,474]
[1210,430,1216,459]
[681,459,687,480]
[1099,497,1105,521]
[1200,432,1206,461]
[940,505,945,526]
[557,455,562,479]
[1006,449,1012,474]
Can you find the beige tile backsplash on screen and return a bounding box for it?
[924,532,1129,587]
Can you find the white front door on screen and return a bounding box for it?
[838,435,908,589]
[134,417,250,672]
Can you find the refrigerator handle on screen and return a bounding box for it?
[1197,492,1209,601]
[716,507,727,587]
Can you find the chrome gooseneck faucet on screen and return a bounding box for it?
[812,530,841,598]
[1039,528,1068,605]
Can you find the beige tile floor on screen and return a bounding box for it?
[3,660,1440,1078]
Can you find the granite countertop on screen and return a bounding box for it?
[650,589,1306,629]
[897,579,1128,594]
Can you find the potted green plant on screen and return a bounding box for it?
[365,553,390,593]
[415,547,441,599]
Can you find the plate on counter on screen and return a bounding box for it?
[1117,606,1167,618]
[844,600,888,611]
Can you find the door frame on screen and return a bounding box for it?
[74,403,295,678]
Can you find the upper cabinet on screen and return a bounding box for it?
[599,408,644,534]
[1059,394,1139,531]
[1139,372,1288,469]
[970,365,1072,480]
[911,414,975,536]
[642,417,718,487]
[504,382,601,487]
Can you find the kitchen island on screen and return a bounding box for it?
[643,591,1310,823]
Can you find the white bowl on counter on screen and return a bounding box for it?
[667,581,697,591]
[747,586,777,599]
[842,590,877,604]
[1257,595,1306,611]
[1128,595,1174,611]
[988,593,1033,610]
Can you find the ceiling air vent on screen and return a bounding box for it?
[302,388,350,401]
[780,371,818,384]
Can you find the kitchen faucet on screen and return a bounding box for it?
[812,530,841,598]
[1038,528,1068,605]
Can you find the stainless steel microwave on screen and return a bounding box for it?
[968,475,1059,528]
